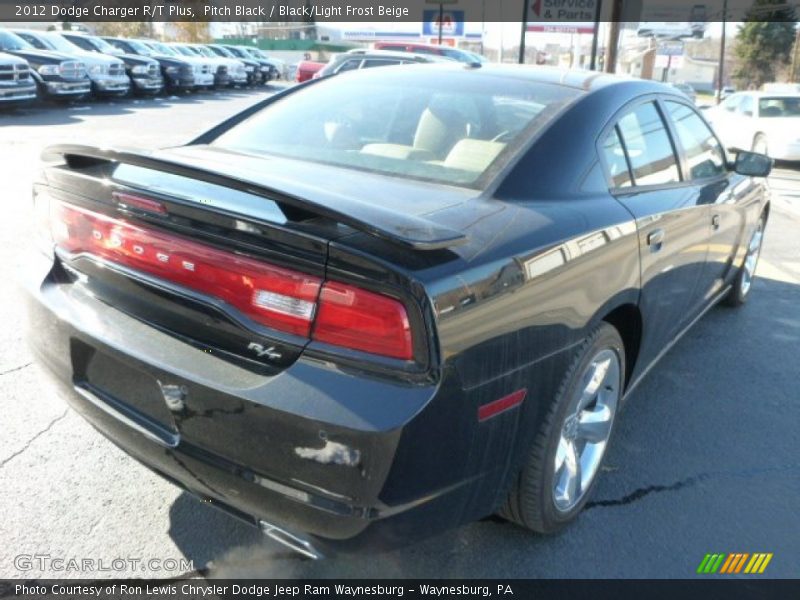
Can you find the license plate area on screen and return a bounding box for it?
[71,339,180,447]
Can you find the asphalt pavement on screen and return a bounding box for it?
[0,90,798,579]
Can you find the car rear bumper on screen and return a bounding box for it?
[23,254,505,553]
[769,140,800,161]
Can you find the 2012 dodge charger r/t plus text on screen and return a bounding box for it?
[25,65,772,558]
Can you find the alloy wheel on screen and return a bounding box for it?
[552,348,621,513]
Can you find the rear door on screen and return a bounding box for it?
[600,98,710,371]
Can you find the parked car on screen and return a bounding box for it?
[166,43,227,89]
[373,41,475,63]
[221,44,280,84]
[669,82,696,104]
[28,65,771,558]
[0,30,89,101]
[179,43,247,88]
[715,85,736,101]
[13,30,129,97]
[60,32,163,95]
[244,48,285,80]
[0,51,37,107]
[206,44,260,85]
[295,58,325,82]
[141,41,214,89]
[706,91,800,160]
[101,37,195,93]
[314,49,446,79]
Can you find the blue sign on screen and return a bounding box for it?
[422,9,465,37]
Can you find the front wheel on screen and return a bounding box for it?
[724,215,766,307]
[500,323,625,533]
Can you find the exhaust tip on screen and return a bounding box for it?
[259,520,324,560]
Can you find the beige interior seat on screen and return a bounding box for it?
[413,107,470,157]
[360,144,436,161]
[442,139,506,173]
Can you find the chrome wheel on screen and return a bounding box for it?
[552,348,621,513]
[740,219,764,297]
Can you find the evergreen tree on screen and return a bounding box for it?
[734,1,797,88]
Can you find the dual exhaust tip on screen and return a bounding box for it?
[259,520,324,560]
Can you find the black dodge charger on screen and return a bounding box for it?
[26,65,771,558]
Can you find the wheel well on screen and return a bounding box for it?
[602,304,642,388]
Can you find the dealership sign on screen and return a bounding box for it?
[422,9,465,37]
[526,0,598,34]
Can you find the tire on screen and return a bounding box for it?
[724,214,766,307]
[500,322,625,533]
[752,133,768,156]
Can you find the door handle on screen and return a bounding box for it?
[712,214,721,230]
[647,228,665,252]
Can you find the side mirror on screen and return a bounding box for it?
[734,151,773,178]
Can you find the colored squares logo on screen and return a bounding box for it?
[697,553,773,574]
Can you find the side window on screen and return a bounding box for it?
[738,95,754,117]
[601,127,633,188]
[616,102,681,186]
[665,101,726,180]
[361,59,402,69]
[721,94,740,112]
[335,59,361,74]
[18,33,47,50]
[66,36,93,51]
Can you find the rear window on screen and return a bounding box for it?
[758,96,800,118]
[212,68,581,188]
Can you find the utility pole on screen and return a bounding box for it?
[589,0,603,70]
[790,27,800,83]
[604,0,623,73]
[518,0,528,64]
[716,0,727,104]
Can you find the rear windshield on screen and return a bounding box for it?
[759,97,800,118]
[212,68,580,188]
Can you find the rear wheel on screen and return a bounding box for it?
[500,323,625,533]
[724,215,765,307]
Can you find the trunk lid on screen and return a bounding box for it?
[40,143,461,376]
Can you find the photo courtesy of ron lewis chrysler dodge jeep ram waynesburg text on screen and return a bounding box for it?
[25,64,772,558]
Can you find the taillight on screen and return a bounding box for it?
[313,282,413,360]
[52,202,321,336]
[51,202,416,361]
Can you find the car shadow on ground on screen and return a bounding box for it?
[167,273,800,578]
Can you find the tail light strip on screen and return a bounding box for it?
[51,202,414,360]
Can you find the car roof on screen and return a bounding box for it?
[345,49,441,61]
[385,62,670,94]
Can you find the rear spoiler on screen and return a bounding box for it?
[41,144,468,251]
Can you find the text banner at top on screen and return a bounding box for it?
[1,0,799,22]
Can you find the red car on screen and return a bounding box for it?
[373,42,478,63]
[295,59,325,83]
